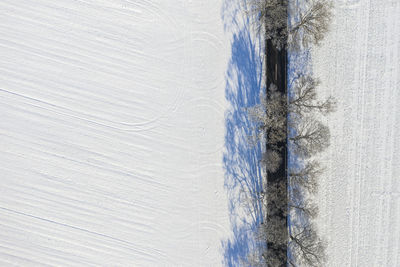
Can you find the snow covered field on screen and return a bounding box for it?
[0,0,241,265]
[312,0,400,266]
[3,0,397,266]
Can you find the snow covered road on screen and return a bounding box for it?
[312,0,400,266]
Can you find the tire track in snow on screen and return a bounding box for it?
[0,207,164,260]
[312,0,400,265]
[0,0,231,265]
[0,0,186,133]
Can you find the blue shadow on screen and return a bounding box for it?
[221,0,316,265]
[221,2,266,265]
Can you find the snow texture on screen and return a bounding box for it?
[312,0,400,266]
[0,0,240,265]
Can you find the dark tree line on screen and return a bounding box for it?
[248,76,334,266]
[247,0,332,50]
[245,0,334,266]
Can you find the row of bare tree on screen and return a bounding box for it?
[245,0,334,266]
[247,0,332,51]
[287,74,334,266]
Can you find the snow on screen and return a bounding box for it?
[0,0,239,265]
[312,0,400,266]
[4,0,397,266]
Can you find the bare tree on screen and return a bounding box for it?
[289,119,330,158]
[262,150,282,173]
[266,181,288,266]
[289,191,319,219]
[247,180,287,267]
[266,181,287,217]
[289,75,336,117]
[290,201,319,221]
[255,218,287,266]
[289,223,327,267]
[289,0,333,50]
[289,160,323,195]
[247,0,332,50]
[246,249,267,267]
[247,84,287,148]
[246,0,288,50]
[244,1,334,264]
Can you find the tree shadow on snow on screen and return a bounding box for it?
[221,1,266,265]
[220,1,317,264]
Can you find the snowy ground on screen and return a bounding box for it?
[0,0,245,265]
[4,0,396,266]
[312,0,400,266]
